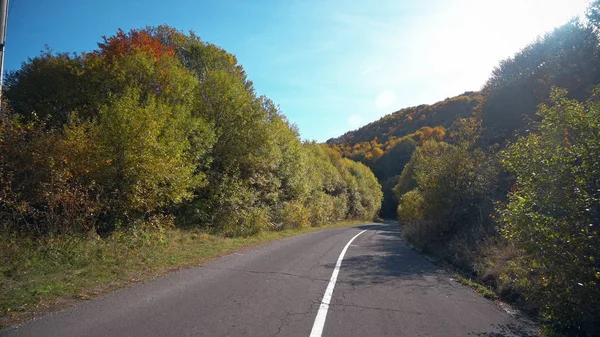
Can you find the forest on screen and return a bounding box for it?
[0,26,383,237]
[328,3,600,336]
[0,26,382,320]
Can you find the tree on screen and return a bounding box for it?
[95,88,203,218]
[499,87,600,334]
[2,25,382,238]
[587,0,600,30]
[395,118,498,261]
[4,50,100,125]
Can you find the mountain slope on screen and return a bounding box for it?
[326,91,483,216]
[327,91,482,148]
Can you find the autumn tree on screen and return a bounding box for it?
[98,28,175,61]
[499,88,600,334]
[395,119,498,267]
[1,25,383,238]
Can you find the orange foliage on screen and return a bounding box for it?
[431,127,446,141]
[98,28,175,61]
[371,147,384,159]
[417,126,446,145]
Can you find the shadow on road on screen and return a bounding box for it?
[337,222,539,337]
[469,323,538,337]
[327,222,441,287]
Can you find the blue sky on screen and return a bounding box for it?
[4,0,590,141]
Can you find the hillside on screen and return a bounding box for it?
[327,91,483,216]
[327,91,482,147]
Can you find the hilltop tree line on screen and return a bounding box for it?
[0,26,382,238]
[329,4,600,336]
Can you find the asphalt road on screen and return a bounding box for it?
[1,222,538,337]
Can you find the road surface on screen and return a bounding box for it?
[1,222,537,336]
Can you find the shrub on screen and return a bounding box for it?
[499,87,600,334]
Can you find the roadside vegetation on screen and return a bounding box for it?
[0,26,382,324]
[0,219,364,327]
[329,2,600,336]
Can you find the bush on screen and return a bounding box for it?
[395,131,497,251]
[397,190,424,232]
[0,113,101,235]
[499,87,600,335]
[278,200,311,229]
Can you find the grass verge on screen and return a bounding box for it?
[454,274,498,300]
[0,219,366,328]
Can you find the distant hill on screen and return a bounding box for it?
[327,91,482,147]
[326,91,484,184]
[326,92,483,217]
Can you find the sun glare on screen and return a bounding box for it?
[412,0,593,99]
[474,0,590,47]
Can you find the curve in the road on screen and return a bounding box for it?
[310,228,369,337]
[0,222,538,337]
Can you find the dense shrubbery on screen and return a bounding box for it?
[394,93,600,335]
[395,119,498,269]
[391,22,600,333]
[498,89,600,335]
[0,26,382,239]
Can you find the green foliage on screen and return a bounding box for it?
[4,50,100,125]
[396,190,424,237]
[327,93,479,217]
[395,118,498,267]
[455,274,497,300]
[499,88,600,335]
[393,155,417,198]
[303,143,383,222]
[95,88,204,218]
[183,68,283,231]
[1,25,381,240]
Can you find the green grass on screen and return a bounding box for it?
[0,219,366,327]
[455,274,498,300]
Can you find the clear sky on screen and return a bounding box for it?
[4,0,591,141]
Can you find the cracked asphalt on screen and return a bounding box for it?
[0,222,538,337]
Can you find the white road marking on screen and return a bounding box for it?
[309,229,369,337]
